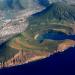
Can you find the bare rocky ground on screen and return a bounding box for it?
[0,50,49,68]
[0,9,42,45]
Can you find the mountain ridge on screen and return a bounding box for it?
[30,2,75,23]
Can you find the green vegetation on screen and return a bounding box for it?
[0,2,75,62]
[7,2,75,53]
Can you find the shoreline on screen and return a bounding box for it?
[0,50,49,68]
[0,40,75,68]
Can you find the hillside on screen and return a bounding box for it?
[7,2,75,52]
[29,2,75,23]
[26,2,75,37]
[0,2,75,65]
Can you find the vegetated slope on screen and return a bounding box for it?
[29,2,75,23]
[27,2,75,36]
[2,2,75,54]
